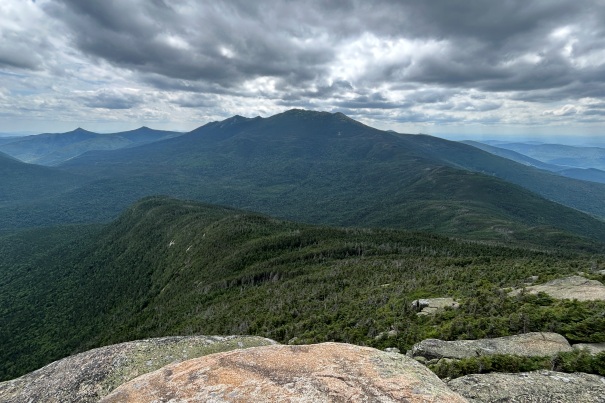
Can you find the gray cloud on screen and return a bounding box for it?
[1,0,604,133]
[583,110,605,116]
[80,89,141,109]
[335,93,408,110]
[43,1,605,98]
[391,111,466,124]
[406,90,457,104]
[0,40,42,70]
[0,6,54,70]
[45,0,335,90]
[173,94,218,109]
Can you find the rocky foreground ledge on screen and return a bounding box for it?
[0,335,276,403]
[2,334,605,402]
[100,342,466,402]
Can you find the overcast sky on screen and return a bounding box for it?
[1,0,605,138]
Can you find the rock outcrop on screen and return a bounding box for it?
[0,335,276,403]
[374,329,400,340]
[509,275,605,301]
[5,334,603,402]
[573,342,605,355]
[448,370,605,403]
[101,342,468,403]
[411,297,460,315]
[407,332,572,361]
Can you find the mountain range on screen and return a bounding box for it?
[1,109,605,247]
[0,126,182,166]
[463,140,605,184]
[479,141,605,171]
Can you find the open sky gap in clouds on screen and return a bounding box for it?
[1,0,605,138]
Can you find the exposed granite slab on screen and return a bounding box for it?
[573,342,605,355]
[101,342,469,402]
[411,297,460,315]
[509,275,605,301]
[408,332,572,361]
[0,335,277,403]
[448,370,605,403]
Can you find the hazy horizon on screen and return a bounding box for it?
[2,109,604,147]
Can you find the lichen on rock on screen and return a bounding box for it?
[411,297,460,315]
[407,332,572,361]
[448,370,605,403]
[509,275,605,301]
[573,342,605,355]
[101,342,469,402]
[0,335,276,403]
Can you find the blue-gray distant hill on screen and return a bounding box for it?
[0,137,20,146]
[463,140,605,184]
[481,141,605,171]
[461,141,561,171]
[0,127,183,166]
[554,167,605,184]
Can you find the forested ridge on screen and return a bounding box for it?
[2,196,603,381]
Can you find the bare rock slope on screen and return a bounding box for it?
[0,335,276,403]
[101,342,468,403]
[411,297,460,315]
[408,332,572,360]
[509,275,605,301]
[448,370,605,403]
[5,333,603,402]
[573,342,605,355]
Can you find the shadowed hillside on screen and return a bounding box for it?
[0,151,84,204]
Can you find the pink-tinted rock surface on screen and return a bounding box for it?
[101,342,468,402]
[0,335,276,403]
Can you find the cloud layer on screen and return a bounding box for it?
[1,0,605,135]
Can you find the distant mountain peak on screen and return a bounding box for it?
[213,115,252,128]
[273,109,369,128]
[126,126,168,134]
[67,127,95,135]
[278,108,331,117]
